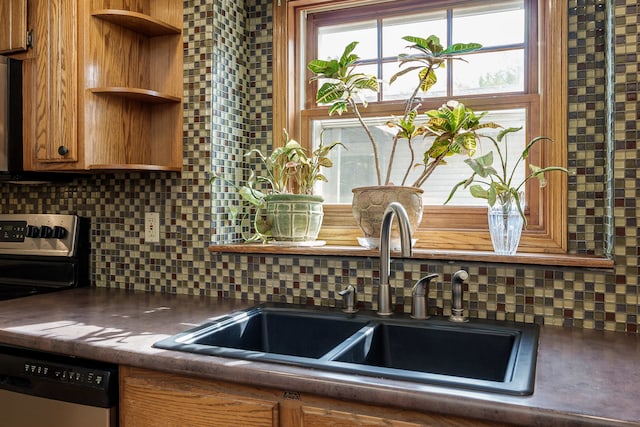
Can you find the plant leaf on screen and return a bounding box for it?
[389,65,423,85]
[328,101,348,116]
[444,178,470,204]
[441,42,483,55]
[351,74,379,92]
[465,152,498,178]
[316,82,345,104]
[418,68,437,92]
[469,184,490,200]
[522,135,552,158]
[307,59,336,75]
[497,126,523,142]
[339,41,359,66]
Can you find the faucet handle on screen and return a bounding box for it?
[411,273,438,320]
[339,285,358,314]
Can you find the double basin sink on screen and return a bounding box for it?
[153,304,539,395]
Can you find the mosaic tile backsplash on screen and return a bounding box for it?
[1,0,637,332]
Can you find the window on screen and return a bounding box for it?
[274,0,567,253]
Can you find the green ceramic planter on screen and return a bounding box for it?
[265,194,324,242]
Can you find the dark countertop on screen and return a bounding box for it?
[0,287,638,426]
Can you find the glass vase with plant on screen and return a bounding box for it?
[445,127,569,254]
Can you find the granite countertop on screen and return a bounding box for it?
[0,287,638,426]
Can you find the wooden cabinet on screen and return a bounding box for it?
[120,367,279,427]
[120,367,511,427]
[27,0,183,172]
[32,0,79,166]
[0,0,28,54]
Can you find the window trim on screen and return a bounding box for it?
[273,0,567,253]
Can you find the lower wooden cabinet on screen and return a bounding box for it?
[119,367,278,427]
[119,366,510,427]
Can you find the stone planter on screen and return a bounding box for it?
[351,186,423,248]
[265,194,324,243]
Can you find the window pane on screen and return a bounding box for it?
[313,109,527,206]
[318,21,378,61]
[453,1,525,47]
[382,12,447,58]
[453,50,525,95]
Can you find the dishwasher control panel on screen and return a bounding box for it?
[23,361,109,389]
[0,345,117,408]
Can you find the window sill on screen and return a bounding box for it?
[208,244,614,269]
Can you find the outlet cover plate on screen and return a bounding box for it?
[145,212,160,243]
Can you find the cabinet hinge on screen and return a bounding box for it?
[26,30,33,48]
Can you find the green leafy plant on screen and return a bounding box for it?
[211,130,343,242]
[308,35,496,188]
[246,129,343,195]
[445,127,569,226]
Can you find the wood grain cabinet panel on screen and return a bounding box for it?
[120,367,512,427]
[120,367,279,427]
[301,406,424,427]
[0,0,28,54]
[33,0,79,166]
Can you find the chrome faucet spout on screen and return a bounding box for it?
[378,202,413,316]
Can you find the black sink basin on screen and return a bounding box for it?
[153,305,369,361]
[328,320,538,394]
[154,304,539,395]
[333,323,516,381]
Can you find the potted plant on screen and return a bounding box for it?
[308,35,499,247]
[212,130,343,244]
[445,127,569,254]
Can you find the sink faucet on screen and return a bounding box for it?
[449,270,469,322]
[377,202,412,316]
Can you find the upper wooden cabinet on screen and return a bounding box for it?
[0,0,28,54]
[27,0,183,172]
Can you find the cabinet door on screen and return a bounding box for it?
[299,405,509,427]
[0,0,28,54]
[120,367,279,427]
[33,0,79,166]
[301,406,422,427]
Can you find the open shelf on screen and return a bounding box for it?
[88,164,182,172]
[89,87,181,104]
[91,9,181,36]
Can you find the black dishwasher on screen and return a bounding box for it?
[0,344,118,427]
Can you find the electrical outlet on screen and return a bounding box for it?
[145,212,160,243]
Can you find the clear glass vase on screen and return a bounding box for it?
[487,198,524,255]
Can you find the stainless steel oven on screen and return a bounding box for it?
[0,214,89,299]
[0,213,118,426]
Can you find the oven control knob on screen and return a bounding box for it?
[53,226,68,239]
[26,225,40,238]
[40,225,53,238]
